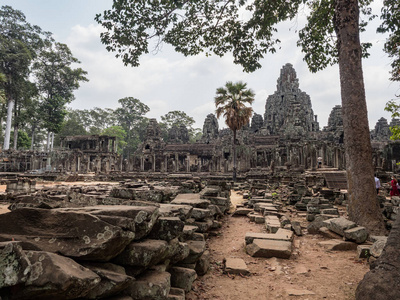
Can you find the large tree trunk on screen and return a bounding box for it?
[3,98,14,150]
[233,130,237,182]
[13,124,18,150]
[334,0,385,234]
[356,214,400,299]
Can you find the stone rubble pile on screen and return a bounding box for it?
[0,181,231,300]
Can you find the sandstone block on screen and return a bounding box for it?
[181,240,206,264]
[191,208,212,220]
[357,245,372,259]
[195,250,210,276]
[169,267,197,292]
[168,287,185,300]
[344,226,368,244]
[171,194,210,209]
[224,258,250,275]
[246,239,292,259]
[128,270,171,300]
[148,217,184,241]
[159,204,193,221]
[232,208,253,216]
[317,239,358,251]
[265,215,281,233]
[0,241,30,288]
[328,217,356,236]
[370,238,387,258]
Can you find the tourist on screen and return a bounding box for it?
[390,176,400,198]
[375,176,381,194]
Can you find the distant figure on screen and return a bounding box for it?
[390,176,400,198]
[375,176,381,194]
[317,157,322,168]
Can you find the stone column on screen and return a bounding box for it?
[164,155,168,172]
[186,153,190,172]
[140,156,144,172]
[175,153,179,172]
[153,154,156,172]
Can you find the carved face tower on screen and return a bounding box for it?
[263,63,319,138]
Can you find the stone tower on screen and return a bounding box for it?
[264,63,319,137]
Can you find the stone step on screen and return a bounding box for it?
[246,239,292,259]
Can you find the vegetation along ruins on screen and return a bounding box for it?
[0,0,399,299]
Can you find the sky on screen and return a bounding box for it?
[2,0,399,130]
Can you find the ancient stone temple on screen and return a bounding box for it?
[264,63,319,137]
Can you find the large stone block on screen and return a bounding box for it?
[0,241,30,288]
[246,239,292,259]
[13,251,100,300]
[169,267,197,292]
[317,240,358,251]
[191,208,212,220]
[224,258,250,275]
[127,270,171,300]
[112,239,168,268]
[159,204,193,221]
[148,217,184,241]
[181,240,206,264]
[0,208,134,261]
[265,215,281,233]
[327,217,356,236]
[343,226,368,244]
[171,194,210,209]
[195,250,210,276]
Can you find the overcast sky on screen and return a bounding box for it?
[3,0,399,130]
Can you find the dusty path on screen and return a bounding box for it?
[187,191,369,300]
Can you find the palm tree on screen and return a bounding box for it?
[215,81,255,181]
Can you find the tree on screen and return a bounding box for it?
[96,0,387,233]
[160,110,199,142]
[215,81,254,181]
[0,5,50,150]
[102,126,127,155]
[33,41,88,150]
[114,97,150,157]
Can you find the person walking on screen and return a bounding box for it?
[375,176,381,194]
[390,176,400,198]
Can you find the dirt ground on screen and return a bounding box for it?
[186,191,369,300]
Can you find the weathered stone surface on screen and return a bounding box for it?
[318,227,342,239]
[344,226,368,244]
[246,239,292,259]
[169,242,190,264]
[328,217,356,236]
[148,217,184,241]
[245,231,292,245]
[317,240,358,251]
[307,215,330,234]
[291,221,302,236]
[12,250,100,300]
[191,208,212,220]
[127,270,171,300]
[195,250,210,276]
[181,240,206,264]
[265,215,281,233]
[0,241,30,288]
[224,258,250,275]
[159,204,193,221]
[232,208,253,216]
[370,238,387,258]
[192,218,213,233]
[168,287,185,300]
[181,225,198,240]
[82,262,134,299]
[320,208,339,215]
[0,208,134,261]
[113,239,168,268]
[169,266,197,292]
[171,194,210,209]
[58,205,159,240]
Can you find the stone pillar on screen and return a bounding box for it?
[153,154,156,172]
[186,154,190,172]
[164,155,168,172]
[140,156,144,172]
[77,156,81,173]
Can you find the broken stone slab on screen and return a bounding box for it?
[181,225,198,240]
[0,208,134,261]
[171,194,210,209]
[0,241,30,289]
[82,262,134,299]
[191,218,213,233]
[291,221,303,236]
[159,204,193,221]
[206,197,231,210]
[265,215,281,233]
[57,205,159,241]
[169,241,190,264]
[246,239,292,259]
[343,226,369,244]
[327,217,357,236]
[320,208,339,215]
[148,217,185,241]
[169,266,197,292]
[112,239,168,268]
[224,258,250,275]
[208,204,223,217]
[317,239,358,251]
[245,231,292,245]
[127,270,171,300]
[195,250,210,276]
[232,207,253,216]
[370,238,388,258]
[191,208,212,220]
[181,240,206,264]
[307,215,330,234]
[280,215,291,227]
[12,250,101,300]
[357,245,372,259]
